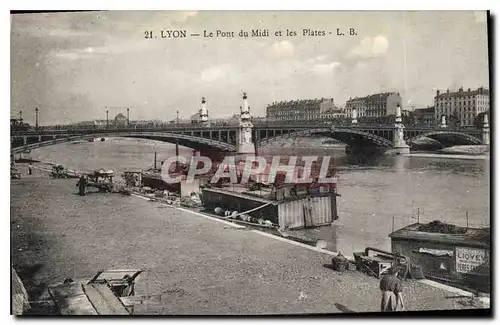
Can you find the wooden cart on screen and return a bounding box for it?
[85,170,115,192]
[11,168,21,179]
[45,269,144,315]
[353,247,409,279]
[50,165,68,178]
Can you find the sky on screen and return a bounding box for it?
[11,10,489,125]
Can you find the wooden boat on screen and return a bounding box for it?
[34,269,144,315]
[141,152,189,193]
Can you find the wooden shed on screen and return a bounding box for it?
[389,222,490,292]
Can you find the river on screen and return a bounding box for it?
[27,138,490,257]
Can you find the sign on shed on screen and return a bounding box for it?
[455,247,489,275]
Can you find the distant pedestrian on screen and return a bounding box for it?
[76,175,87,196]
[28,164,33,175]
[380,267,405,312]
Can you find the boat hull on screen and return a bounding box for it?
[142,174,180,192]
[200,187,337,230]
[201,187,279,224]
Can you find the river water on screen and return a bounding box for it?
[28,138,490,256]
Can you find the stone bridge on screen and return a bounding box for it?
[10,93,489,155]
[11,123,488,156]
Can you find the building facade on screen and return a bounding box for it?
[266,98,338,121]
[412,106,436,126]
[434,87,490,126]
[319,107,346,119]
[345,92,402,118]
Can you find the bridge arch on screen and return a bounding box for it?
[406,131,483,146]
[257,127,393,148]
[10,131,236,154]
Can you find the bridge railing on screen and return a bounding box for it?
[10,125,242,136]
[10,122,483,137]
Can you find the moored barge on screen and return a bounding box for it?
[200,173,340,230]
[389,221,490,292]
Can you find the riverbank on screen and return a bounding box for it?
[438,145,489,155]
[408,153,489,160]
[11,175,486,314]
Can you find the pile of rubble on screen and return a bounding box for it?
[417,220,467,234]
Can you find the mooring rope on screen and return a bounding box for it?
[218,201,277,220]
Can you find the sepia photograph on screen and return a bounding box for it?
[10,9,491,316]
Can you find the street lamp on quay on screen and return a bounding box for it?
[127,108,130,126]
[106,109,109,128]
[176,110,179,125]
[35,107,39,128]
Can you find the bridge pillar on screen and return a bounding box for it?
[392,104,410,155]
[38,135,42,142]
[23,136,27,146]
[199,97,209,126]
[236,92,256,154]
[482,113,490,146]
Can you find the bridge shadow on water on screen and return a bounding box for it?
[345,153,382,166]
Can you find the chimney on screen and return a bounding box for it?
[468,88,471,92]
[459,87,463,92]
[436,90,440,96]
[447,89,449,93]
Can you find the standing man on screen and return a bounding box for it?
[380,267,405,312]
[76,175,87,196]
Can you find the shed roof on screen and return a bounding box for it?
[389,222,490,248]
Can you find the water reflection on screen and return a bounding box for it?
[393,155,408,174]
[345,153,382,166]
[407,157,488,177]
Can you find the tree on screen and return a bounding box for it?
[448,111,460,128]
[474,111,490,129]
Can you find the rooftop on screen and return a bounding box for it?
[347,92,400,103]
[436,87,489,98]
[267,98,334,108]
[413,106,435,114]
[389,221,490,248]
